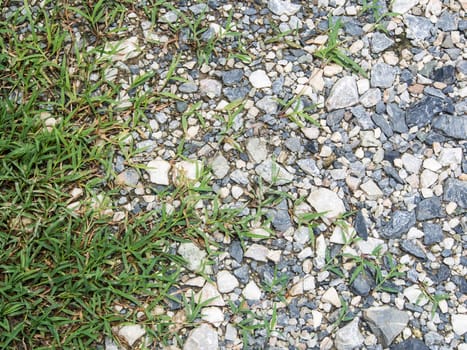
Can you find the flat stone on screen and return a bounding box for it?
[438,147,463,167]
[372,114,393,137]
[307,188,346,221]
[225,324,237,342]
[118,324,146,346]
[268,0,301,16]
[178,243,207,273]
[431,65,456,84]
[326,76,359,111]
[352,106,374,129]
[223,86,250,102]
[229,240,243,263]
[363,306,409,347]
[387,103,408,133]
[179,82,198,93]
[256,95,278,114]
[433,115,467,139]
[242,281,262,300]
[452,314,467,335]
[437,11,457,31]
[249,70,271,88]
[360,88,382,107]
[404,285,429,306]
[443,178,467,208]
[222,69,244,86]
[200,79,222,98]
[174,160,203,182]
[256,159,293,185]
[401,153,422,174]
[103,37,141,61]
[390,338,429,350]
[405,15,434,41]
[360,179,384,199]
[195,283,225,307]
[371,32,394,53]
[211,154,229,179]
[217,271,239,293]
[391,0,419,14]
[183,324,218,350]
[400,240,427,260]
[115,168,140,187]
[246,138,268,163]
[201,307,224,327]
[416,197,443,221]
[371,63,396,88]
[244,244,269,262]
[322,287,341,307]
[159,11,178,24]
[422,222,443,245]
[297,159,320,176]
[335,318,365,350]
[381,211,416,239]
[147,159,171,185]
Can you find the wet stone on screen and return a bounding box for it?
[422,222,443,245]
[400,240,427,260]
[381,211,416,239]
[416,197,443,221]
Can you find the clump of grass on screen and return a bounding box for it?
[314,16,368,78]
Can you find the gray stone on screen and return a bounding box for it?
[432,115,467,139]
[437,11,457,31]
[352,105,374,129]
[354,210,368,240]
[416,197,443,221]
[189,3,208,15]
[371,32,394,53]
[360,88,382,107]
[351,269,375,296]
[246,138,268,163]
[284,137,302,152]
[200,79,222,98]
[222,69,244,86]
[230,169,249,185]
[335,318,365,350]
[115,168,140,187]
[256,159,293,185]
[159,11,178,24]
[387,103,408,133]
[268,199,292,232]
[390,338,429,350]
[217,270,239,293]
[391,0,418,14]
[249,70,271,89]
[405,15,433,41]
[422,222,443,246]
[370,63,396,88]
[443,178,467,208]
[431,65,456,84]
[178,243,207,273]
[406,96,448,128]
[297,158,320,176]
[423,332,444,347]
[363,306,409,347]
[118,325,146,347]
[400,240,427,260]
[256,95,278,114]
[183,324,218,350]
[307,188,346,221]
[372,114,393,137]
[229,240,243,263]
[211,154,230,179]
[268,0,301,16]
[381,211,416,239]
[233,266,249,284]
[223,86,250,102]
[384,166,405,184]
[326,76,359,111]
[179,82,198,93]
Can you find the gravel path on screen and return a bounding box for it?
[27,0,466,348]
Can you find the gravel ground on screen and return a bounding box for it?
[13,0,466,348]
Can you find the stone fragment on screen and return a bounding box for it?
[360,180,384,199]
[118,325,146,347]
[371,32,394,53]
[438,147,463,167]
[225,324,237,342]
[443,178,467,208]
[307,188,346,221]
[217,271,239,293]
[174,160,203,182]
[199,79,222,98]
[360,88,382,107]
[246,138,268,163]
[390,338,429,350]
[401,153,422,174]
[179,82,198,93]
[222,69,243,86]
[268,0,301,16]
[422,223,443,245]
[178,243,207,273]
[372,114,393,137]
[431,65,456,84]
[381,211,416,239]
[400,240,427,260]
[406,96,450,128]
[183,324,218,350]
[404,285,429,306]
[147,160,171,185]
[211,154,229,179]
[335,318,365,350]
[159,11,178,23]
[371,63,396,88]
[363,306,409,347]
[391,0,419,14]
[249,70,271,88]
[326,76,359,111]
[196,283,225,307]
[201,307,224,326]
[416,197,443,221]
[354,210,368,240]
[452,314,467,335]
[242,281,262,300]
[244,244,269,262]
[229,240,243,263]
[387,103,408,133]
[322,287,341,307]
[351,269,375,296]
[405,15,433,41]
[103,37,141,61]
[256,95,278,114]
[256,159,293,185]
[115,168,140,187]
[432,115,467,139]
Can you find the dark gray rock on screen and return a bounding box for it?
[424,332,444,347]
[443,178,467,208]
[355,210,369,240]
[371,63,397,88]
[229,240,244,263]
[387,103,408,133]
[371,32,394,53]
[416,197,443,221]
[383,166,405,184]
[437,11,457,31]
[381,211,416,239]
[179,82,198,93]
[223,86,250,102]
[400,240,427,260]
[351,269,375,296]
[363,306,409,347]
[422,223,443,245]
[431,65,456,84]
[233,265,249,284]
[372,114,393,137]
[432,115,467,139]
[405,15,433,41]
[267,200,292,232]
[390,338,429,350]
[406,96,450,128]
[452,275,467,294]
[222,69,244,86]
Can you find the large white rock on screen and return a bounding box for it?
[147,159,171,185]
[391,0,419,14]
[335,318,365,350]
[195,283,225,307]
[118,324,146,346]
[242,281,262,300]
[183,324,218,350]
[452,314,467,335]
[268,0,301,16]
[307,188,346,221]
[178,242,207,273]
[201,307,224,327]
[217,270,239,293]
[174,160,203,182]
[249,70,272,88]
[246,138,268,163]
[322,287,341,307]
[102,37,141,61]
[256,159,293,185]
[325,76,359,111]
